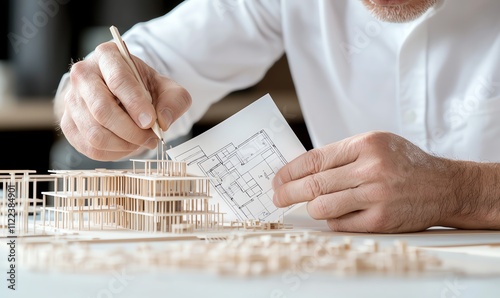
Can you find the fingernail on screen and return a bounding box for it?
[144,137,158,150]
[161,109,173,130]
[138,113,152,129]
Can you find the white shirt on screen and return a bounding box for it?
[61,0,500,162]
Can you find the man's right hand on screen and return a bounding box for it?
[57,41,192,161]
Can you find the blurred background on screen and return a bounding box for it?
[0,0,311,178]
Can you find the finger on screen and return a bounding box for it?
[326,208,387,233]
[95,42,157,129]
[72,113,147,152]
[154,78,192,131]
[60,111,81,151]
[273,163,361,207]
[70,60,157,147]
[61,112,134,161]
[67,91,150,152]
[326,210,372,232]
[306,188,367,220]
[66,87,142,151]
[273,137,361,189]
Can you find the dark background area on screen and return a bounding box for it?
[6,0,181,98]
[0,0,311,179]
[0,1,9,60]
[0,0,184,174]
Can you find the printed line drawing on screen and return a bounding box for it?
[176,130,291,221]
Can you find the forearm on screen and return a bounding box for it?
[440,160,500,229]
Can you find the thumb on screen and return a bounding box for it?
[153,77,192,131]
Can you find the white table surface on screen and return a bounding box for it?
[2,204,500,298]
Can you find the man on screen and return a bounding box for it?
[54,0,500,233]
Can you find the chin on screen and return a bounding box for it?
[360,0,438,23]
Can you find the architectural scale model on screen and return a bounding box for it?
[0,170,54,235]
[42,159,225,233]
[1,158,291,236]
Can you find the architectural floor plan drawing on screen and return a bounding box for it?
[167,94,307,221]
[175,130,289,221]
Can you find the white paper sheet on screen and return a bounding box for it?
[167,94,307,221]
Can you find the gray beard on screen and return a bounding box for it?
[361,0,438,23]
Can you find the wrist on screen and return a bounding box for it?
[439,161,500,229]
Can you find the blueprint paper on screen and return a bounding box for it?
[166,94,307,221]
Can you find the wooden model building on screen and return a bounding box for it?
[41,159,225,233]
[1,157,291,236]
[0,170,55,236]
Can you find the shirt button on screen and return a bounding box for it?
[403,110,417,124]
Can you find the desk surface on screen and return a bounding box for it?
[2,205,500,298]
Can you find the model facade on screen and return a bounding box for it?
[1,159,226,235]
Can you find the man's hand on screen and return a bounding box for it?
[272,131,497,233]
[56,41,192,161]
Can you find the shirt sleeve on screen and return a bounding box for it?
[122,0,284,144]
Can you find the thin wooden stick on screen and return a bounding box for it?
[109,25,165,147]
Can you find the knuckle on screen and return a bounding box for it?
[280,165,293,184]
[177,87,192,110]
[86,126,106,149]
[368,216,389,233]
[61,126,75,141]
[89,99,112,125]
[366,130,391,141]
[357,131,391,150]
[125,143,141,151]
[366,210,391,232]
[308,197,329,219]
[106,70,130,95]
[304,175,323,198]
[86,150,101,161]
[94,42,115,56]
[125,98,146,116]
[326,219,344,232]
[86,148,109,162]
[273,190,286,207]
[108,76,145,108]
[304,149,324,174]
[63,90,77,106]
[59,115,75,137]
[58,113,69,129]
[371,156,387,171]
[155,81,192,122]
[356,157,389,181]
[69,61,90,82]
[354,163,372,181]
[129,130,153,146]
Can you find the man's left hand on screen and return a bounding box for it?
[272,131,469,233]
